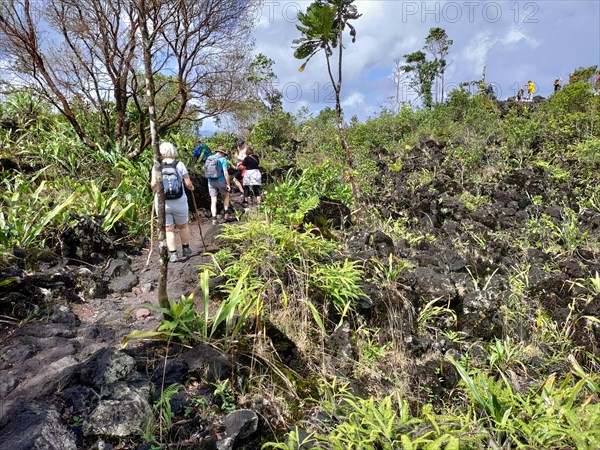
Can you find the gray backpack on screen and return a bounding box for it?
[204,155,223,179]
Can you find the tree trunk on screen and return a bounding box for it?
[138,0,168,309]
[325,16,359,206]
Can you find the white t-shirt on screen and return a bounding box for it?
[235,147,247,167]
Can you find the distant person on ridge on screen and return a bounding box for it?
[205,146,231,225]
[553,77,562,93]
[527,81,535,100]
[150,142,195,262]
[517,87,524,102]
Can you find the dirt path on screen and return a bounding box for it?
[72,216,219,342]
[0,216,222,411]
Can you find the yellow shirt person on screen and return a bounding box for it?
[527,81,535,100]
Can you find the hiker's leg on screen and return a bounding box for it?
[211,196,218,217]
[254,185,262,204]
[223,191,230,211]
[165,225,177,252]
[178,223,190,246]
[233,170,243,193]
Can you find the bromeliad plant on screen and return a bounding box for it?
[123,269,262,347]
[448,355,600,449]
[262,162,352,226]
[0,173,77,250]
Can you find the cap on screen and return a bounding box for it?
[216,146,228,155]
[236,139,245,147]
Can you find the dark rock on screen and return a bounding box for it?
[151,357,188,385]
[346,231,371,253]
[219,409,259,448]
[167,391,189,417]
[459,289,503,339]
[558,257,587,279]
[544,206,562,219]
[260,320,303,372]
[83,383,152,437]
[325,323,356,377]
[102,259,133,279]
[16,323,77,339]
[75,267,104,300]
[528,268,567,297]
[304,197,352,230]
[59,216,115,264]
[369,231,395,258]
[526,248,548,265]
[180,344,233,382]
[0,343,35,369]
[450,272,475,299]
[79,348,136,389]
[437,249,466,272]
[469,207,497,229]
[60,385,100,416]
[108,273,139,294]
[0,403,77,450]
[50,305,81,327]
[411,267,457,300]
[441,219,460,236]
[0,371,18,397]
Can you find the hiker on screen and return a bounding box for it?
[553,77,562,93]
[191,139,211,166]
[150,142,195,262]
[516,87,524,102]
[241,146,262,205]
[232,139,247,198]
[485,84,494,97]
[527,81,535,100]
[205,146,231,225]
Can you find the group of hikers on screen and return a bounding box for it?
[487,72,600,102]
[150,139,262,262]
[514,80,537,101]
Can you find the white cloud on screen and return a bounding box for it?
[341,91,365,109]
[200,0,600,134]
[502,27,537,47]
[461,32,494,74]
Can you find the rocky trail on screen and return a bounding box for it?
[0,212,240,449]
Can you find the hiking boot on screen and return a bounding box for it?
[182,247,192,257]
[169,251,179,263]
[212,218,218,225]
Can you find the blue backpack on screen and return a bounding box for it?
[161,160,184,199]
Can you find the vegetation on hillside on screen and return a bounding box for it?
[1,50,600,449]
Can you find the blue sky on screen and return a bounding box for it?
[203,0,600,133]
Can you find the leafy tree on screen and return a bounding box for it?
[216,53,282,137]
[293,0,361,203]
[424,28,453,102]
[569,65,598,84]
[248,53,283,113]
[401,28,453,108]
[402,50,438,109]
[0,0,255,156]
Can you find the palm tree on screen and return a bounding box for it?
[293,0,361,203]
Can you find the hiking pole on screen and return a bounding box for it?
[146,202,155,267]
[190,192,207,249]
